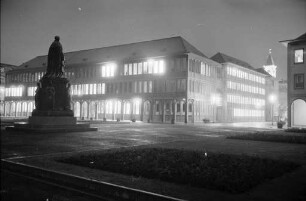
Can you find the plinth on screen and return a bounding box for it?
[7,77,97,133]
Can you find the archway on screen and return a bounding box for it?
[89,101,96,119]
[74,102,81,118]
[16,102,21,117]
[22,102,27,117]
[28,102,34,116]
[10,102,16,116]
[291,99,306,127]
[81,101,88,119]
[5,102,10,116]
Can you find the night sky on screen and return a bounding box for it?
[1,0,306,80]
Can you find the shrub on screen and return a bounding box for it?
[58,148,299,193]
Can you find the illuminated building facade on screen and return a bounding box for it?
[211,53,267,122]
[280,33,306,128]
[0,63,17,116]
[3,37,224,123]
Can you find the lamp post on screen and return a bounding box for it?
[269,94,276,125]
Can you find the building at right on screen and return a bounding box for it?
[280,33,306,128]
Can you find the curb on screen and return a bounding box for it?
[1,159,186,201]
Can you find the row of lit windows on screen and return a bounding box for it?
[6,72,44,83]
[227,81,265,95]
[227,67,265,84]
[233,108,265,117]
[6,71,77,83]
[227,94,265,107]
[5,86,23,97]
[71,79,187,96]
[101,63,116,77]
[189,59,213,76]
[124,59,165,76]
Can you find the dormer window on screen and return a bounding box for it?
[294,49,304,63]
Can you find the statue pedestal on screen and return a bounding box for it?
[7,77,97,133]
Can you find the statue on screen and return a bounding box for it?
[44,36,65,78]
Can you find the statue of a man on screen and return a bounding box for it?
[44,36,65,78]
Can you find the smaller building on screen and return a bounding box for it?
[211,53,267,122]
[280,33,306,128]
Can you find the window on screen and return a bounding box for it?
[294,74,304,89]
[101,63,116,77]
[294,49,304,63]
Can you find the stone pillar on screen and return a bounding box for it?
[172,100,177,124]
[95,102,98,120]
[103,100,106,119]
[121,100,124,120]
[80,102,83,119]
[288,99,292,127]
[130,100,134,120]
[140,100,144,121]
[87,102,90,120]
[112,100,115,120]
[184,101,188,123]
[150,100,154,123]
[3,102,6,117]
[191,100,195,123]
[162,100,166,123]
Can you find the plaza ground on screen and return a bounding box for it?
[1,121,306,201]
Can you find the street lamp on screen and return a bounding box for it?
[269,94,276,125]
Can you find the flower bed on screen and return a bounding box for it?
[227,133,306,144]
[58,148,299,193]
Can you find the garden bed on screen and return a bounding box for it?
[58,148,299,193]
[227,133,306,144]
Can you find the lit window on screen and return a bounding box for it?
[101,63,116,77]
[133,98,141,115]
[143,81,148,93]
[133,63,138,75]
[148,81,153,93]
[124,64,128,75]
[294,49,304,63]
[148,60,153,74]
[143,62,148,74]
[159,60,165,74]
[138,63,143,74]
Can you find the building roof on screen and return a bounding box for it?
[18,36,207,69]
[0,63,17,69]
[279,32,306,46]
[210,52,255,70]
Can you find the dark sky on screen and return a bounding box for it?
[1,0,306,80]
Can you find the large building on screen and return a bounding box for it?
[3,36,270,123]
[280,33,306,128]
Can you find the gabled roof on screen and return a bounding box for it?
[280,32,306,46]
[19,36,207,69]
[210,52,254,70]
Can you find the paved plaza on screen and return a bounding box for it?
[1,122,306,201]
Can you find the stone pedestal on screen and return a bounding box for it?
[7,77,97,133]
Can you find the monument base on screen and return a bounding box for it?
[6,122,98,133]
[29,116,77,125]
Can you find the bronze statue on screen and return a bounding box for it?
[44,36,65,78]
